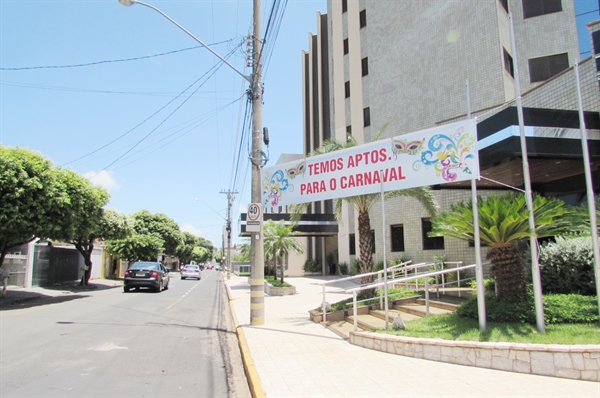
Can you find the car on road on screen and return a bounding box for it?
[124,261,170,293]
[215,265,221,271]
[181,264,201,280]
[206,264,213,270]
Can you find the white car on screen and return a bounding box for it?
[181,264,201,280]
[215,265,222,271]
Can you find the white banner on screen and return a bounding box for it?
[261,119,479,207]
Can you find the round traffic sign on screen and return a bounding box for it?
[247,203,261,221]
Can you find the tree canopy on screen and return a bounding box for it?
[0,147,70,267]
[133,210,183,255]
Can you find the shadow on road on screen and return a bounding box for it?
[0,294,91,311]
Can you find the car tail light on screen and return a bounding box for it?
[124,270,131,277]
[151,271,159,278]
[194,269,199,273]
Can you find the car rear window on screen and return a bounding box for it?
[185,265,199,270]
[130,262,159,270]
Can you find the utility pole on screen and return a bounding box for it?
[118,0,265,326]
[221,189,238,280]
[249,0,265,326]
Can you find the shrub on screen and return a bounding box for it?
[536,236,596,295]
[265,275,291,288]
[350,259,361,275]
[303,259,322,273]
[338,261,349,275]
[468,277,496,293]
[457,291,599,324]
[373,261,384,272]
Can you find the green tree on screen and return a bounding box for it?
[132,210,183,255]
[105,234,164,264]
[0,147,69,268]
[429,192,571,302]
[176,232,199,265]
[293,134,438,295]
[263,220,305,284]
[191,246,211,264]
[233,241,251,262]
[51,170,132,285]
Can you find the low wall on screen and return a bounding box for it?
[350,332,599,381]
[265,282,296,296]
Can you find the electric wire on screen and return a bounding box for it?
[90,44,242,175]
[63,40,244,167]
[0,40,236,71]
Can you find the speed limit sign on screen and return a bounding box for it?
[247,203,262,232]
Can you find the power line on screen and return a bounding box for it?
[0,39,237,71]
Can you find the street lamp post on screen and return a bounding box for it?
[120,0,265,325]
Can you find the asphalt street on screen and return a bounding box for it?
[0,270,250,397]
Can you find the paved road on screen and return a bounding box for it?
[0,270,250,397]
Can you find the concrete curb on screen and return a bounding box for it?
[225,282,265,398]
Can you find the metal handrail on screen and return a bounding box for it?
[318,261,412,325]
[346,262,489,332]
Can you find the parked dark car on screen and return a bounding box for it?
[124,261,170,292]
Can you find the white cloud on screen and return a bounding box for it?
[84,170,120,191]
[181,224,205,237]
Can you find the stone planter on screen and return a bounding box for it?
[308,303,381,324]
[264,281,296,296]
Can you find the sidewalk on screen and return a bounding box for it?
[225,274,599,398]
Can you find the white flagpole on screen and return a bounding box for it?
[509,13,545,332]
[573,62,600,320]
[467,80,486,331]
[380,170,389,330]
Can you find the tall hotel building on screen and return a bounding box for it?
[300,0,600,272]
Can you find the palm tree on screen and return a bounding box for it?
[293,133,438,296]
[263,220,305,284]
[429,192,572,302]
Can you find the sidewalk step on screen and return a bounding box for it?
[327,320,364,339]
[370,308,422,322]
[393,303,453,317]
[415,298,458,311]
[345,313,388,331]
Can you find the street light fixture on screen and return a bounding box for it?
[119,0,265,325]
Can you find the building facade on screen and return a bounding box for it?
[302,0,599,270]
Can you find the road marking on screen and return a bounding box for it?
[166,281,201,311]
[89,342,128,352]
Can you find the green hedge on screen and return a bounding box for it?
[457,291,598,324]
[537,236,596,295]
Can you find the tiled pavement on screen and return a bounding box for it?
[225,274,600,398]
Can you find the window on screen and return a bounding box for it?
[343,38,349,55]
[522,0,562,19]
[528,53,569,83]
[503,48,514,78]
[422,218,444,250]
[359,9,367,28]
[361,57,369,76]
[346,125,352,134]
[342,0,347,13]
[345,81,350,98]
[363,107,371,127]
[499,0,508,12]
[390,225,405,252]
[349,233,356,255]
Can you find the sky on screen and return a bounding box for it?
[0,0,326,247]
[0,0,599,249]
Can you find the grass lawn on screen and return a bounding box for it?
[376,312,600,345]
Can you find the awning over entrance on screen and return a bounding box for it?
[239,212,337,237]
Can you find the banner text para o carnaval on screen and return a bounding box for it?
[261,119,479,207]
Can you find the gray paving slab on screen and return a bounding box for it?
[226,274,600,398]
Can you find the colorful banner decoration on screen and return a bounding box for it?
[261,119,478,207]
